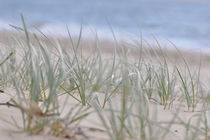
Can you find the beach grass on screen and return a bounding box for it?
[0,17,210,140]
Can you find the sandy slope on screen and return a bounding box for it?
[1,88,210,140]
[0,31,210,140]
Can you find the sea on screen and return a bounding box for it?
[0,0,210,50]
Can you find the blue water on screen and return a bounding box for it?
[0,0,210,49]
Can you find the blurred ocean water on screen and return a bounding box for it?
[0,0,210,49]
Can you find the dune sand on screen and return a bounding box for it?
[0,31,210,140]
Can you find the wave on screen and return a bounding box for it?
[0,20,210,53]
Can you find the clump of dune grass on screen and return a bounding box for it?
[0,16,210,140]
[0,16,91,138]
